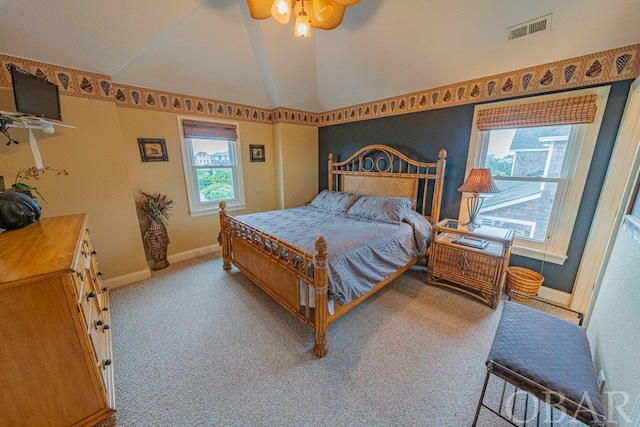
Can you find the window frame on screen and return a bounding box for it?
[177,116,246,217]
[462,86,610,264]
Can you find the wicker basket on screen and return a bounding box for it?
[505,267,544,302]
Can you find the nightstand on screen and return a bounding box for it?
[427,218,514,309]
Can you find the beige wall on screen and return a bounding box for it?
[273,123,319,208]
[117,108,279,258]
[1,88,318,286]
[0,89,148,278]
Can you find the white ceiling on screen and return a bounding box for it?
[1,0,639,113]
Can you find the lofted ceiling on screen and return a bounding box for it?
[0,0,639,114]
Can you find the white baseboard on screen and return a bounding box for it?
[167,243,222,264]
[537,285,572,307]
[104,269,151,289]
[107,245,222,289]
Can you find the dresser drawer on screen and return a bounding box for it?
[71,269,85,297]
[89,310,109,361]
[79,280,99,331]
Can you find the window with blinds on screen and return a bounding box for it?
[177,117,245,216]
[463,86,610,264]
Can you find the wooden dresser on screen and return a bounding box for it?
[0,214,115,426]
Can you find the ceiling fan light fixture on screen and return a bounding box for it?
[313,0,333,22]
[293,0,312,37]
[247,0,358,36]
[270,0,292,24]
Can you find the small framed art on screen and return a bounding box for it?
[138,138,168,162]
[250,144,265,162]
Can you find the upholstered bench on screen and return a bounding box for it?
[472,297,606,426]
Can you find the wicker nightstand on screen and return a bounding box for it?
[427,218,514,309]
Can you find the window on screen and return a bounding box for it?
[178,117,245,216]
[463,87,610,264]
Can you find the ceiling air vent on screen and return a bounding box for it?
[508,14,552,42]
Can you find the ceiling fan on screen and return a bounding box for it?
[247,0,361,37]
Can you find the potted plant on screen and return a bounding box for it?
[11,166,69,201]
[136,191,174,271]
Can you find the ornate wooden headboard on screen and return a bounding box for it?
[328,144,447,224]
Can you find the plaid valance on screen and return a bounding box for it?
[476,94,597,131]
[182,120,238,140]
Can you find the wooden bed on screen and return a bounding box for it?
[218,144,447,357]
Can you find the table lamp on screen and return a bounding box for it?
[457,168,500,228]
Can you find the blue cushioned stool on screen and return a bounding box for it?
[472,295,606,426]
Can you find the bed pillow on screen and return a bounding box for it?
[309,190,362,213]
[346,195,415,224]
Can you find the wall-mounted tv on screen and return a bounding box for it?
[10,66,62,121]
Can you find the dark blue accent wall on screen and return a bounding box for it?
[318,80,633,293]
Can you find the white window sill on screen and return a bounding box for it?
[511,243,567,265]
[188,202,246,218]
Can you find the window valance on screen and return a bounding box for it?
[476,94,597,131]
[182,120,238,140]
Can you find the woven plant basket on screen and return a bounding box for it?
[505,266,544,302]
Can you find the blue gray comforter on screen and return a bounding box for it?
[233,206,432,304]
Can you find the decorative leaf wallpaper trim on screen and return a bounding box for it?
[1,44,638,128]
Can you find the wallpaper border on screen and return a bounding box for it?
[1,44,638,128]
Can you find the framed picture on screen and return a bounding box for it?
[138,138,168,162]
[250,144,265,162]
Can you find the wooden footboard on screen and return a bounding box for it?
[219,201,329,357]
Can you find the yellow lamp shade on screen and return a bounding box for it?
[331,0,360,5]
[313,0,333,22]
[270,0,292,24]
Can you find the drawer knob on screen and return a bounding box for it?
[102,285,109,292]
[97,271,103,276]
[102,306,109,312]
[102,359,112,369]
[103,324,110,330]
[94,319,104,329]
[77,271,84,281]
[91,250,97,255]
[86,291,96,300]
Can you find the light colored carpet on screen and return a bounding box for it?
[110,255,583,426]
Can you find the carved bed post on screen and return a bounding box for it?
[432,149,448,223]
[219,201,231,270]
[313,236,329,357]
[328,153,334,191]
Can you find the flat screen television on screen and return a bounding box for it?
[10,66,62,121]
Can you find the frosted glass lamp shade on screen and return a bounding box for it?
[294,11,312,37]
